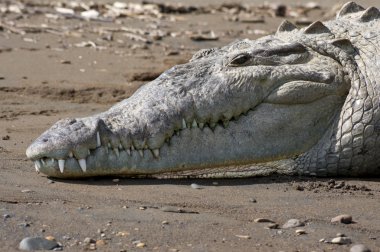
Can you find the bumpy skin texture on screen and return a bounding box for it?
[26,2,380,178]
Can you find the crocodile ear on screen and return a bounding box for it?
[276,20,297,33]
[304,21,331,34]
[337,1,365,18]
[331,39,355,54]
[359,7,380,22]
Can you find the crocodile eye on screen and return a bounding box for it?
[229,54,250,67]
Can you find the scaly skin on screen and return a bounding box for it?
[26,2,380,178]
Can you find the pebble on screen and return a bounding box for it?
[331,237,352,245]
[190,183,203,189]
[3,214,11,219]
[350,244,371,252]
[116,231,129,237]
[249,198,257,203]
[266,223,279,229]
[295,229,307,235]
[19,237,60,251]
[21,189,33,193]
[96,240,106,246]
[282,219,305,229]
[136,242,146,248]
[83,237,96,244]
[18,222,30,228]
[254,218,274,223]
[331,214,353,224]
[80,10,100,19]
[235,235,251,239]
[162,220,169,225]
[45,236,55,241]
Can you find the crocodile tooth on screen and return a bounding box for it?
[192,119,198,128]
[88,150,91,155]
[138,150,144,157]
[114,148,119,157]
[210,122,216,129]
[41,159,46,165]
[108,143,111,148]
[223,121,229,128]
[96,131,101,147]
[199,122,204,129]
[131,145,135,151]
[78,159,87,172]
[153,149,159,158]
[127,149,131,156]
[34,160,41,173]
[182,118,187,129]
[51,158,55,163]
[118,144,123,149]
[58,159,65,173]
[69,151,73,158]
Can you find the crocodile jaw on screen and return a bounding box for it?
[26,38,348,178]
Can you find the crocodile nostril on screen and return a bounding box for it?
[42,138,48,142]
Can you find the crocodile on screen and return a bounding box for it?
[26,2,380,178]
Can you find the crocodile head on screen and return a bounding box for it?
[26,31,351,178]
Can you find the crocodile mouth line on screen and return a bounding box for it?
[33,107,257,174]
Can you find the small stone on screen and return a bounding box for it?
[19,237,60,251]
[100,233,106,237]
[254,218,274,223]
[83,237,96,244]
[235,235,251,239]
[350,244,371,252]
[331,237,352,245]
[2,135,10,140]
[295,229,307,235]
[60,60,71,64]
[116,231,129,237]
[21,189,33,193]
[96,240,106,246]
[136,242,146,248]
[138,206,146,210]
[3,214,11,219]
[249,198,257,203]
[89,243,96,250]
[45,236,55,241]
[162,220,169,225]
[336,233,345,237]
[331,214,353,224]
[319,238,326,243]
[266,223,279,229]
[19,222,30,228]
[81,10,99,19]
[190,183,203,189]
[282,219,305,229]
